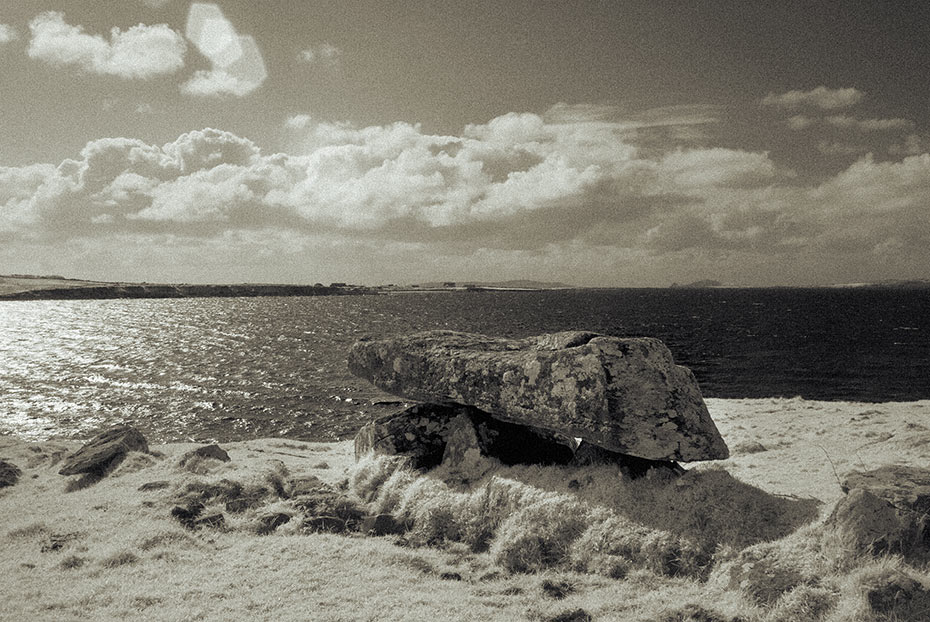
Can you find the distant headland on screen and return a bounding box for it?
[3,273,928,301]
[0,275,574,301]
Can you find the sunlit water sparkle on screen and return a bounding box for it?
[1,289,928,442]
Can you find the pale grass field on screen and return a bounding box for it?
[1,398,929,621]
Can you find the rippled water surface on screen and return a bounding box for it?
[2,289,928,442]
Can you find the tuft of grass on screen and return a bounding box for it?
[58,555,87,570]
[99,550,140,568]
[764,584,837,622]
[138,529,196,552]
[492,500,589,573]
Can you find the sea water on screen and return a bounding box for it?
[1,288,928,442]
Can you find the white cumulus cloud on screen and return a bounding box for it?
[762,86,865,110]
[298,42,341,66]
[27,11,186,79]
[0,23,18,44]
[182,4,266,97]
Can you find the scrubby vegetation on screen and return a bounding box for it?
[3,401,930,621]
[345,452,930,621]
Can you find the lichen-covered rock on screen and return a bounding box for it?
[348,330,728,461]
[0,459,22,487]
[59,425,149,476]
[354,403,576,470]
[841,465,930,514]
[442,413,495,481]
[827,488,926,557]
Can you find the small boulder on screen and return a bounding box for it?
[171,502,205,528]
[361,513,405,536]
[0,459,22,487]
[827,488,924,557]
[59,425,149,476]
[138,480,170,492]
[841,465,930,514]
[179,444,230,468]
[257,512,292,535]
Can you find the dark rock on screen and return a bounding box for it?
[841,465,930,514]
[541,579,575,599]
[439,572,463,581]
[138,480,170,492]
[827,488,927,557]
[864,570,928,614]
[171,503,205,528]
[59,425,149,476]
[179,444,230,467]
[546,609,592,622]
[0,459,22,487]
[348,330,728,461]
[354,403,453,468]
[355,402,576,471]
[257,512,292,535]
[570,441,685,478]
[361,513,405,536]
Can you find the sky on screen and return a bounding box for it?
[1,1,929,287]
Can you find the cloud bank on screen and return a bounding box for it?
[2,105,928,285]
[27,11,185,79]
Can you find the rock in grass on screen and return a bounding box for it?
[828,466,930,559]
[828,488,927,558]
[348,330,728,461]
[0,460,22,487]
[59,425,149,476]
[841,465,930,514]
[257,512,291,535]
[355,402,576,470]
[361,513,405,536]
[179,444,230,467]
[863,569,929,614]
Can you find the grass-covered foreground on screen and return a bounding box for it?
[1,398,929,621]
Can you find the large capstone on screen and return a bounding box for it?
[348,330,728,461]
